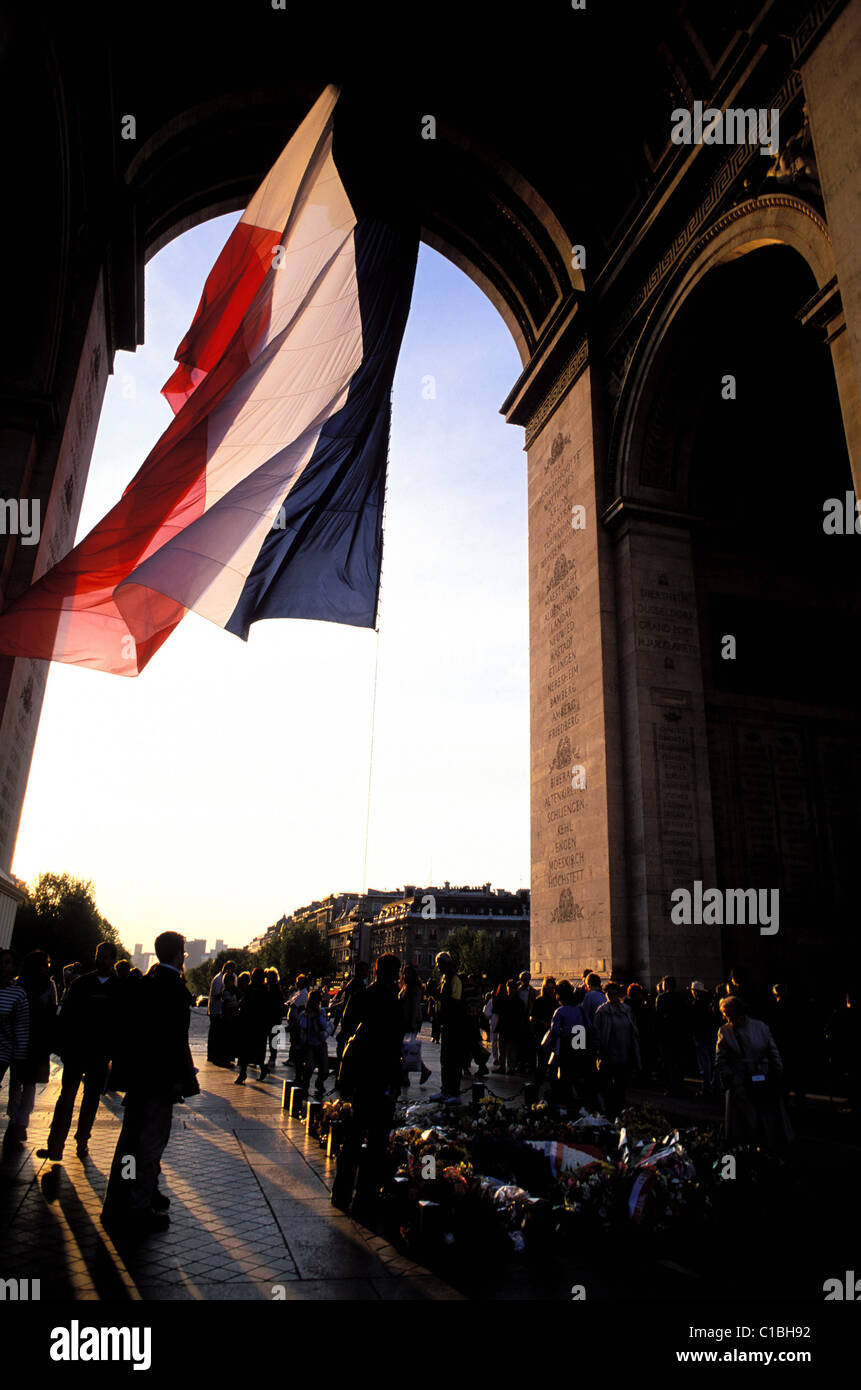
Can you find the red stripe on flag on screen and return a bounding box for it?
[0,280,272,672]
[161,220,279,415]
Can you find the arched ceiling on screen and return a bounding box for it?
[0,0,840,427]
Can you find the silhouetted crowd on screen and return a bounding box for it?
[1,940,858,1236]
[417,963,859,1121]
[0,936,198,1241]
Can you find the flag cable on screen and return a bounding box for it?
[361,623,381,897]
[361,393,392,896]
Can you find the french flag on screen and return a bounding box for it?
[0,85,418,674]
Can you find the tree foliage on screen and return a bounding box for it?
[186,948,256,997]
[12,871,127,969]
[261,920,334,984]
[185,921,335,998]
[442,926,526,983]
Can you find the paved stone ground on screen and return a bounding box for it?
[0,1013,463,1302]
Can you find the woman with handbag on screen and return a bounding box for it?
[716,995,793,1151]
[399,964,431,1086]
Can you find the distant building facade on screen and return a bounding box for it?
[131,944,155,974]
[184,938,206,969]
[326,890,403,975]
[242,884,530,979]
[368,883,530,977]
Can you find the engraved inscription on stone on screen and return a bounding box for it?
[655,721,700,879]
[538,434,588,893]
[737,727,815,890]
[635,583,698,657]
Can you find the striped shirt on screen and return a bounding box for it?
[0,983,29,1066]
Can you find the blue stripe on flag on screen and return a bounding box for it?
[225,215,418,637]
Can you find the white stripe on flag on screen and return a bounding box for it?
[123,103,362,630]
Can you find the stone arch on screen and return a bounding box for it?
[125,89,582,370]
[601,193,860,987]
[608,195,859,507]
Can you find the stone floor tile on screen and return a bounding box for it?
[278,1222,394,1280]
[0,1017,456,1302]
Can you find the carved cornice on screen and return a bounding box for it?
[680,192,829,271]
[796,274,845,344]
[525,338,589,447]
[507,334,590,449]
[789,0,849,63]
[601,497,703,532]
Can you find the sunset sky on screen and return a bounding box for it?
[12,218,530,954]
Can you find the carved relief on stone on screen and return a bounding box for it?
[551,888,575,923]
[763,110,821,201]
[543,431,571,475]
[546,552,574,596]
[550,735,572,772]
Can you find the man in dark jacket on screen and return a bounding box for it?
[37,941,118,1161]
[235,967,271,1084]
[430,951,465,1101]
[331,954,402,1223]
[334,961,369,1076]
[655,975,690,1096]
[101,931,199,1239]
